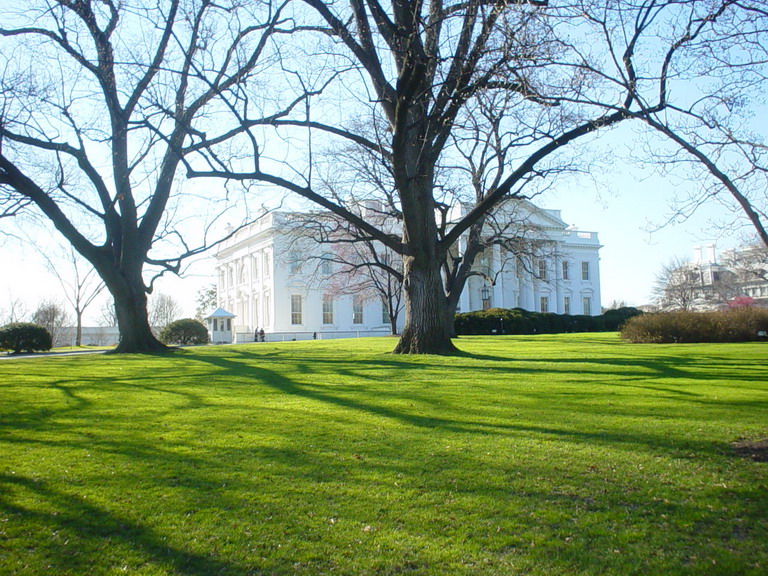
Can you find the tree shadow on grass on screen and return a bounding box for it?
[182,351,739,461]
[0,472,241,576]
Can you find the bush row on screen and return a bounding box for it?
[454,307,642,335]
[620,308,768,343]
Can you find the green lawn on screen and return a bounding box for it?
[1,334,766,575]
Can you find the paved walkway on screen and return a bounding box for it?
[0,349,108,360]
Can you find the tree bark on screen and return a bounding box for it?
[75,310,83,347]
[394,254,457,354]
[103,266,168,354]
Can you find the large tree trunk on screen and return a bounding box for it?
[394,254,457,354]
[102,266,168,354]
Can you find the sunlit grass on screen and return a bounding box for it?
[1,334,766,575]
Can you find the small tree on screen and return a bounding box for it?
[653,257,702,311]
[195,285,217,321]
[159,319,209,346]
[0,294,27,325]
[0,322,52,353]
[32,300,70,347]
[41,246,106,347]
[148,294,182,333]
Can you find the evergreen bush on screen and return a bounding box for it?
[454,307,641,335]
[0,322,53,353]
[159,319,210,345]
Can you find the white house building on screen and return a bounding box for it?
[450,201,602,317]
[214,201,602,342]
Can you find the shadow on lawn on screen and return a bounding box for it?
[182,350,739,460]
[0,472,240,576]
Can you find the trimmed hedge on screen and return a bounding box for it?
[620,307,768,343]
[454,307,642,336]
[159,318,210,345]
[0,322,53,354]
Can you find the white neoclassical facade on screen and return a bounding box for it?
[450,201,602,317]
[214,201,602,342]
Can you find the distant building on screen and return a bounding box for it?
[214,200,603,341]
[659,244,768,310]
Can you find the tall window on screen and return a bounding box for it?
[289,252,302,274]
[352,296,364,324]
[264,251,272,278]
[563,296,571,315]
[381,299,389,324]
[540,296,549,313]
[263,293,271,326]
[252,256,260,282]
[538,259,548,280]
[321,257,333,275]
[322,296,334,325]
[581,261,590,281]
[291,295,303,325]
[582,296,592,316]
[562,260,570,280]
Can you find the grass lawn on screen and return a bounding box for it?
[0,333,766,575]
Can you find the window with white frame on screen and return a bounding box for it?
[581,261,590,281]
[289,252,302,274]
[582,296,592,315]
[252,255,260,282]
[321,255,333,275]
[352,296,364,324]
[381,299,389,324]
[540,296,549,313]
[291,294,303,325]
[562,260,570,280]
[563,296,571,315]
[538,259,548,281]
[322,296,334,325]
[264,251,272,277]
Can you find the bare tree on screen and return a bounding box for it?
[186,0,766,353]
[0,294,28,325]
[32,300,70,347]
[325,233,405,336]
[653,257,705,311]
[0,0,290,352]
[148,293,182,332]
[98,300,118,329]
[625,1,768,248]
[284,203,405,335]
[38,246,106,347]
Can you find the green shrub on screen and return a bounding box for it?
[453,307,637,335]
[0,322,53,353]
[159,318,210,345]
[620,308,768,343]
[602,307,644,331]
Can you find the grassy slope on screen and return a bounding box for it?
[0,334,766,575]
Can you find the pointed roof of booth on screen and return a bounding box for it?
[205,307,236,319]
